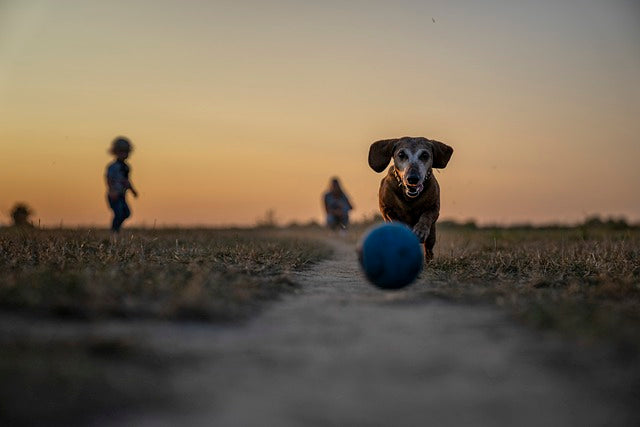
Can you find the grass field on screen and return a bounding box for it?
[1,224,639,425]
[346,223,640,351]
[424,226,640,350]
[315,221,639,353]
[0,227,331,425]
[2,224,638,343]
[0,227,331,321]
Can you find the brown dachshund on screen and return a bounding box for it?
[368,136,453,262]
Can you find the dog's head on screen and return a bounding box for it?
[368,136,453,198]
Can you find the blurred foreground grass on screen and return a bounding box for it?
[0,228,331,320]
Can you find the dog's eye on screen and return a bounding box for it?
[397,151,407,160]
[420,152,430,161]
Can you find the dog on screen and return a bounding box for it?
[368,136,453,262]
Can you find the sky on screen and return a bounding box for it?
[1,0,639,226]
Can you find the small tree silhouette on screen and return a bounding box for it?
[11,203,34,227]
[256,209,278,228]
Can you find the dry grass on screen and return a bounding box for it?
[0,227,331,321]
[422,227,640,347]
[344,222,640,348]
[1,225,639,424]
[0,227,332,426]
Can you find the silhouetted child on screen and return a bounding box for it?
[323,177,353,232]
[106,137,138,234]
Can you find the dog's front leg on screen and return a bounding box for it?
[414,213,438,263]
[412,212,438,242]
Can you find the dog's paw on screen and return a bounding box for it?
[412,224,430,242]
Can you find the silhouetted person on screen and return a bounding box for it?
[106,137,138,234]
[323,177,353,231]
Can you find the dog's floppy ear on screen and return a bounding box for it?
[431,139,453,169]
[368,139,398,173]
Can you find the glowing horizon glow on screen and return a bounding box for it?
[1,1,639,227]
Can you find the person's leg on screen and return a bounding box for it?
[341,212,350,229]
[108,197,117,232]
[336,213,349,236]
[122,199,131,222]
[109,196,127,232]
[327,214,337,230]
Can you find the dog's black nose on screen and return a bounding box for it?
[407,175,420,185]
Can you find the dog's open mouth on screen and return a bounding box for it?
[404,183,424,198]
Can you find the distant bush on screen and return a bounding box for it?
[10,203,34,227]
[581,215,632,230]
[256,209,279,229]
[285,219,322,229]
[439,216,637,231]
[439,219,478,230]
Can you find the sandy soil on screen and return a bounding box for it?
[88,237,637,427]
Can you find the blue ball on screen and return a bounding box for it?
[358,223,423,289]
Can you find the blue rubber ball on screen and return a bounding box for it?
[358,223,423,289]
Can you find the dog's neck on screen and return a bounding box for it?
[391,166,431,188]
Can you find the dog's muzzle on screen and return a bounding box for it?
[394,167,430,198]
[404,182,424,198]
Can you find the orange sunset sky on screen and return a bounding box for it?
[1,0,639,227]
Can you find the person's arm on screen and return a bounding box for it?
[127,180,139,198]
[345,195,353,211]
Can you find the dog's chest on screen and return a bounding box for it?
[381,183,428,226]
[393,202,424,226]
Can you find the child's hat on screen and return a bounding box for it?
[110,136,133,153]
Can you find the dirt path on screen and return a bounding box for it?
[101,238,636,426]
